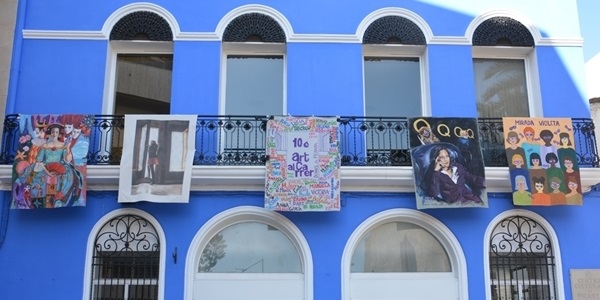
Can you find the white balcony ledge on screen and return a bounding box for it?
[1,165,599,194]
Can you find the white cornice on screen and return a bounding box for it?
[1,165,599,194]
[20,29,582,47]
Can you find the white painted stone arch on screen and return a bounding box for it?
[215,4,294,42]
[342,208,468,300]
[356,7,434,44]
[82,208,167,300]
[184,205,313,300]
[101,2,180,39]
[465,10,541,45]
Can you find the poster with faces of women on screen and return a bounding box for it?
[408,117,488,209]
[502,117,582,206]
[11,114,93,209]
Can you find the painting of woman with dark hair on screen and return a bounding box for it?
[422,144,486,205]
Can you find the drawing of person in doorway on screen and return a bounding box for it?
[147,140,159,184]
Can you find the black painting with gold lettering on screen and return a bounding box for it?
[409,117,488,209]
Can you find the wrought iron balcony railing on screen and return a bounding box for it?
[1,114,598,168]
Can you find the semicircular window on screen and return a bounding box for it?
[351,221,450,272]
[198,221,302,273]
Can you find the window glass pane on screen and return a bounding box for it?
[473,58,529,118]
[115,54,172,115]
[226,55,283,115]
[364,57,421,117]
[199,222,301,273]
[351,222,450,272]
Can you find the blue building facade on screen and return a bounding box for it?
[1,1,600,299]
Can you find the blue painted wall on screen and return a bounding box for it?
[2,191,600,299]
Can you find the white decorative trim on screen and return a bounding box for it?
[483,210,565,300]
[184,206,313,300]
[22,30,106,40]
[288,33,359,43]
[215,4,294,41]
[1,164,599,193]
[465,9,542,45]
[21,29,583,47]
[356,7,434,43]
[101,2,180,39]
[82,208,167,300]
[341,208,468,300]
[537,37,584,47]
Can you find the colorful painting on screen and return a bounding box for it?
[118,115,197,203]
[265,116,340,211]
[503,117,582,206]
[12,114,92,209]
[409,117,488,209]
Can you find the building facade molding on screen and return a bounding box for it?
[1,165,598,193]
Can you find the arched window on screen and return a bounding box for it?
[99,4,176,163]
[342,209,467,300]
[362,14,427,119]
[221,11,286,116]
[84,208,166,300]
[358,9,430,166]
[486,210,564,300]
[185,206,312,300]
[470,14,540,118]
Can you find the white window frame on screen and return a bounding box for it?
[184,206,313,300]
[472,46,542,118]
[341,208,468,300]
[219,42,287,116]
[483,209,565,300]
[102,40,174,115]
[82,208,166,300]
[362,44,430,117]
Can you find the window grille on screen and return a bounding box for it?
[90,214,160,300]
[489,215,557,300]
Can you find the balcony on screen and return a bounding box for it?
[1,115,599,192]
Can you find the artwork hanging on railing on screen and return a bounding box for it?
[265,116,340,211]
[409,117,488,209]
[118,115,196,203]
[11,114,93,209]
[503,117,582,206]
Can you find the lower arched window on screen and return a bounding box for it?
[185,206,312,300]
[486,210,564,300]
[84,209,165,300]
[342,209,467,300]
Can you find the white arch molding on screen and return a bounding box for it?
[465,9,542,45]
[82,208,167,300]
[184,206,313,300]
[215,4,294,42]
[356,7,434,44]
[101,2,180,39]
[341,208,468,300]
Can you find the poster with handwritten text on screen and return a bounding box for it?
[503,117,582,206]
[265,116,340,211]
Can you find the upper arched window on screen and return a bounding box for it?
[101,7,175,162]
[471,16,540,118]
[360,14,428,164]
[362,15,427,119]
[221,12,286,116]
[487,213,562,300]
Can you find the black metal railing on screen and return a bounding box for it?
[2,114,598,167]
